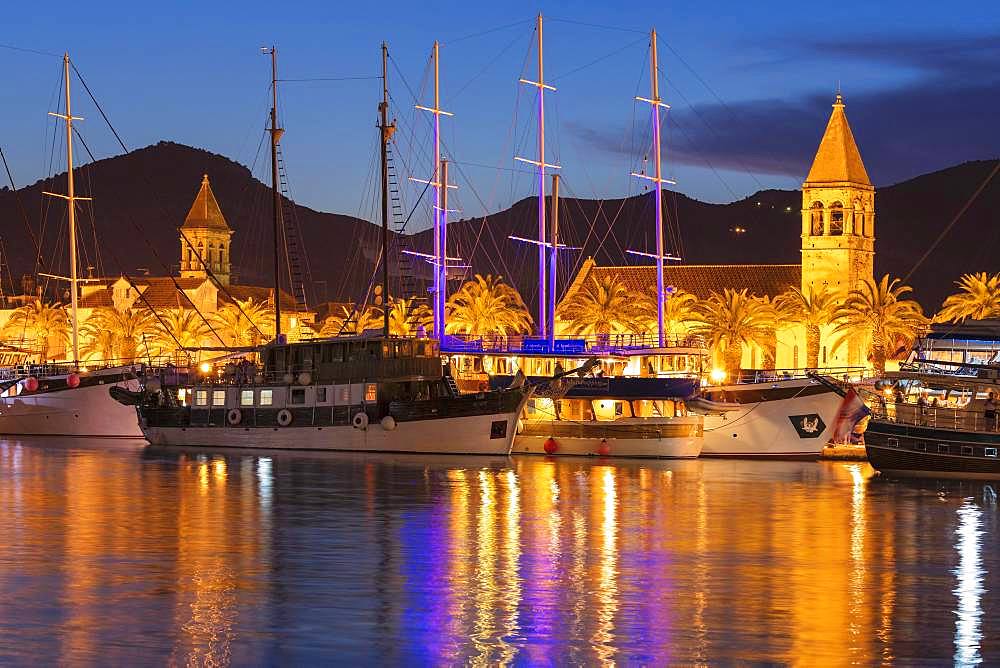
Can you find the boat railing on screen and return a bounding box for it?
[0,356,181,381]
[440,332,706,355]
[873,400,1000,433]
[733,366,867,384]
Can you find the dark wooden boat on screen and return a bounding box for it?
[866,357,1000,479]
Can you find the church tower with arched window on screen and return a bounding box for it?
[179,174,234,285]
[800,94,874,296]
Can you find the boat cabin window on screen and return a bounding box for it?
[212,390,226,406]
[962,446,974,456]
[259,389,273,406]
[594,399,632,421]
[195,390,208,406]
[632,399,678,418]
[240,389,254,406]
[987,448,997,458]
[317,387,328,403]
[291,388,306,405]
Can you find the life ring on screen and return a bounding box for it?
[352,411,369,430]
[226,408,242,426]
[277,409,293,427]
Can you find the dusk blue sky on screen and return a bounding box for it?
[3,1,998,226]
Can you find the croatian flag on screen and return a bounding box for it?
[833,389,871,444]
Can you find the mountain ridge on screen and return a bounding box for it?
[0,141,996,312]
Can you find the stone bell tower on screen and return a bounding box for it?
[800,93,875,296]
[179,174,234,285]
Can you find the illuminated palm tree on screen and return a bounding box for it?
[3,300,69,362]
[778,285,837,369]
[935,272,1000,323]
[80,306,158,363]
[557,275,652,339]
[646,286,700,339]
[445,274,533,336]
[211,297,274,346]
[152,308,211,364]
[753,294,794,370]
[320,304,383,337]
[79,321,117,363]
[831,275,928,375]
[386,297,432,337]
[689,289,773,379]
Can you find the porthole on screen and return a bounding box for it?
[986,448,998,458]
[962,446,974,456]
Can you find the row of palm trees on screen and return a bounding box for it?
[6,271,996,373]
[316,272,935,376]
[2,297,274,364]
[555,273,929,376]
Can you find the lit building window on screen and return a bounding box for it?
[365,383,377,402]
[212,390,226,406]
[260,389,273,406]
[195,390,208,406]
[241,389,254,406]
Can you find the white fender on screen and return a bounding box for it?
[380,415,396,431]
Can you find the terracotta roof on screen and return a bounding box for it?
[804,95,871,186]
[130,277,199,310]
[181,174,231,232]
[570,259,801,301]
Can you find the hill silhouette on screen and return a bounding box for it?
[0,141,995,312]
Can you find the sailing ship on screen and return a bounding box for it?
[442,19,705,459]
[0,54,145,438]
[865,326,1000,479]
[113,44,531,454]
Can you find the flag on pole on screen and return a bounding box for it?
[832,388,870,444]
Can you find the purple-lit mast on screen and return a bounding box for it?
[414,41,453,338]
[515,13,559,337]
[630,29,676,347]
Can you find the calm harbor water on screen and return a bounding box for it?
[0,439,997,665]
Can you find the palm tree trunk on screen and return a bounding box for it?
[724,342,742,380]
[763,330,777,370]
[806,324,820,369]
[871,330,886,375]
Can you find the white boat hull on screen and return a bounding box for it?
[0,375,143,438]
[701,378,842,458]
[141,410,520,455]
[513,416,703,458]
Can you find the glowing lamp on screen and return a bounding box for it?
[199,362,212,374]
[709,368,727,384]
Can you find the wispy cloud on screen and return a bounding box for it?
[569,31,1000,187]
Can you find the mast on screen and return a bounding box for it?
[650,30,665,347]
[264,46,284,339]
[44,54,88,365]
[548,173,559,349]
[628,29,677,348]
[516,14,559,339]
[379,42,395,337]
[413,42,453,338]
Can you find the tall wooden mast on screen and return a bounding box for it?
[515,14,559,337]
[628,29,678,348]
[43,53,89,364]
[379,42,395,337]
[264,46,284,339]
[413,42,453,338]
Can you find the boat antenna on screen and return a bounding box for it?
[263,45,284,341]
[42,53,90,366]
[379,42,396,337]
